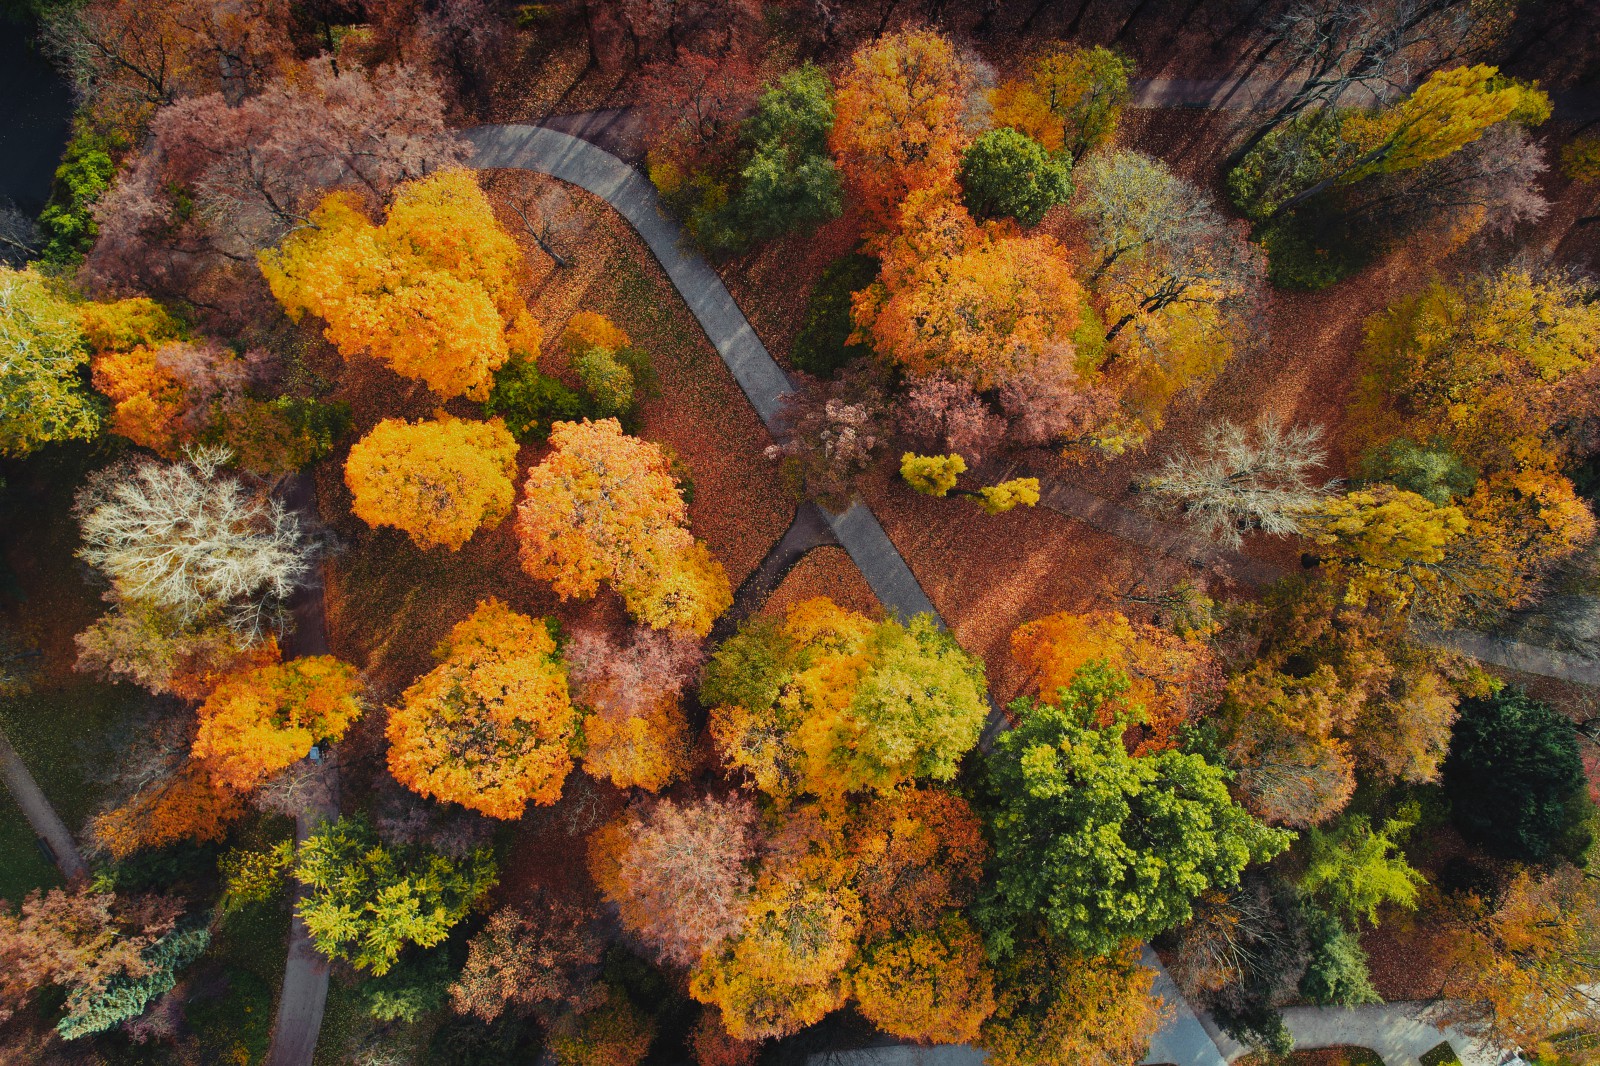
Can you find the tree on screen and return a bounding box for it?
[689,1011,760,1066]
[1299,811,1425,925]
[1354,439,1476,505]
[386,599,577,820]
[979,663,1293,958]
[1216,663,1356,828]
[0,886,184,1029]
[345,415,519,550]
[850,788,989,940]
[1073,153,1264,439]
[1356,268,1600,476]
[74,447,313,636]
[1141,416,1337,548]
[580,699,692,793]
[727,64,842,242]
[689,878,860,1040]
[766,365,889,508]
[76,597,280,701]
[898,376,1004,465]
[960,129,1073,227]
[261,169,541,401]
[830,30,976,236]
[587,795,757,968]
[294,815,496,975]
[704,598,989,803]
[1433,865,1600,1055]
[516,419,731,636]
[89,57,469,324]
[0,266,101,456]
[549,995,657,1066]
[899,453,1042,516]
[192,655,364,792]
[1010,609,1222,753]
[981,940,1166,1066]
[56,925,210,1040]
[1443,688,1593,865]
[90,758,247,860]
[559,313,651,421]
[988,43,1133,160]
[1299,908,1381,1007]
[855,193,1086,392]
[851,915,995,1044]
[568,623,703,792]
[450,892,605,1022]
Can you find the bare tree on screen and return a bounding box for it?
[1141,415,1338,549]
[0,203,39,268]
[74,446,313,637]
[509,186,582,269]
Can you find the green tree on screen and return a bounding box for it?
[960,128,1073,226]
[57,926,211,1040]
[294,816,497,975]
[1444,689,1594,865]
[1299,810,1426,926]
[978,663,1292,957]
[1299,908,1381,1007]
[0,265,100,455]
[729,64,842,242]
[1354,439,1477,505]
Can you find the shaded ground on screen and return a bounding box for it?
[761,545,880,620]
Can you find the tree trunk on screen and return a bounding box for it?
[1112,0,1156,42]
[1103,311,1137,344]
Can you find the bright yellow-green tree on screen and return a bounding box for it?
[0,266,100,455]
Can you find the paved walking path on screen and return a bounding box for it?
[710,503,838,645]
[466,122,1223,1066]
[0,724,87,882]
[265,472,339,1066]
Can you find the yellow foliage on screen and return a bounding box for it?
[977,478,1040,514]
[260,170,540,400]
[901,453,966,497]
[344,414,519,550]
[988,43,1132,157]
[386,599,576,819]
[192,656,364,792]
[580,698,692,793]
[560,312,630,356]
[850,916,995,1044]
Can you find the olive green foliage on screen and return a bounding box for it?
[0,265,101,455]
[978,663,1293,957]
[791,253,879,377]
[57,926,212,1040]
[728,64,842,243]
[1255,205,1368,290]
[1420,1041,1464,1066]
[360,948,455,1022]
[1300,907,1382,1007]
[1300,809,1425,926]
[1444,689,1594,865]
[1228,111,1355,222]
[1355,439,1477,505]
[572,346,635,418]
[484,355,584,442]
[295,816,497,976]
[221,840,295,911]
[39,118,125,266]
[960,128,1073,226]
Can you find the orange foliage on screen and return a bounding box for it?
[560,312,630,356]
[853,192,1084,391]
[89,761,247,860]
[689,1011,760,1066]
[516,419,731,635]
[850,788,988,940]
[344,414,519,550]
[580,697,692,793]
[192,656,364,792]
[1010,610,1222,753]
[830,30,976,238]
[259,170,541,400]
[91,343,190,454]
[850,915,995,1044]
[386,599,577,819]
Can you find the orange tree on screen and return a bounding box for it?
[191,655,364,792]
[1010,609,1221,753]
[701,597,989,804]
[344,414,519,550]
[259,169,542,400]
[849,787,988,940]
[516,418,731,636]
[89,761,246,860]
[989,43,1133,159]
[849,914,995,1044]
[386,599,577,819]
[830,30,976,239]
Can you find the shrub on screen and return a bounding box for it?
[790,253,878,377]
[959,128,1073,226]
[38,118,126,266]
[484,356,584,442]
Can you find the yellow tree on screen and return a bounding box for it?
[344,414,519,550]
[981,940,1167,1066]
[191,656,364,792]
[386,599,577,819]
[1216,662,1357,828]
[580,698,692,793]
[516,418,731,636]
[830,30,976,238]
[259,170,542,400]
[850,915,995,1044]
[1010,609,1222,753]
[989,43,1133,159]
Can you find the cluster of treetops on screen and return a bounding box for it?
[1,1,1599,1063]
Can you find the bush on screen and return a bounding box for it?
[1419,1041,1463,1066]
[205,395,352,475]
[1444,688,1594,865]
[791,253,879,377]
[484,356,584,442]
[1300,909,1382,1007]
[38,118,126,266]
[1256,208,1367,291]
[1354,440,1477,505]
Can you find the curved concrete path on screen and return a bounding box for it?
[465,123,1222,1066]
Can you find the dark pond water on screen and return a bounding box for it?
[0,22,74,216]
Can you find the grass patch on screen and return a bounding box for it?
[1420,1041,1462,1066]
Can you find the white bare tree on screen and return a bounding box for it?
[1142,415,1338,549]
[75,446,313,637]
